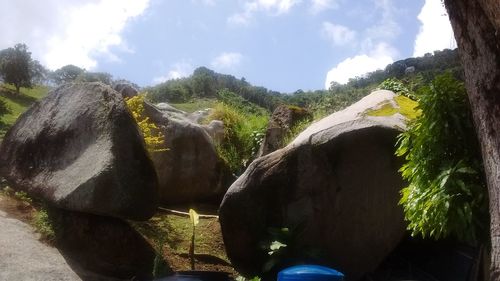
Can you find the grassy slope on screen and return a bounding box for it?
[0,84,50,137]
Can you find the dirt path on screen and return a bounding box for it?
[0,195,82,281]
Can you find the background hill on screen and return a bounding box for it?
[146,48,461,117]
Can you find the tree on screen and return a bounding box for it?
[443,0,500,278]
[0,43,34,93]
[75,71,112,85]
[50,64,84,85]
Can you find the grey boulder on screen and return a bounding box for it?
[144,102,232,204]
[257,104,312,157]
[219,90,410,280]
[0,82,158,220]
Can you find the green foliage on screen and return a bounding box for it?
[236,276,261,281]
[282,118,313,146]
[379,78,411,97]
[0,43,41,93]
[207,102,268,174]
[50,64,85,85]
[261,225,323,274]
[0,84,49,138]
[146,66,281,111]
[13,191,32,204]
[217,88,269,115]
[170,98,217,113]
[75,71,113,85]
[250,130,265,156]
[396,73,487,243]
[33,207,56,243]
[125,95,167,153]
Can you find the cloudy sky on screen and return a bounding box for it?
[0,0,456,92]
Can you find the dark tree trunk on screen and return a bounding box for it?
[443,0,500,279]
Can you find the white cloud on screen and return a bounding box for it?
[321,22,356,46]
[322,0,404,88]
[211,52,244,70]
[153,61,194,84]
[228,0,301,26]
[309,0,339,14]
[324,43,396,87]
[0,0,149,70]
[413,0,456,57]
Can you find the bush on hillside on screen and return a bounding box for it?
[207,102,268,174]
[396,73,488,243]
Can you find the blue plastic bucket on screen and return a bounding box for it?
[278,265,344,281]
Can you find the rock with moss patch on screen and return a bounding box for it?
[220,90,412,280]
[0,83,158,220]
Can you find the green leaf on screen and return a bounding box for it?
[189,209,199,226]
[268,240,287,255]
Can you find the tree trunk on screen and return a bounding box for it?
[15,84,20,94]
[443,0,500,279]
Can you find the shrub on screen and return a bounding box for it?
[207,102,268,174]
[33,207,56,243]
[396,73,488,243]
[282,118,313,146]
[125,94,167,153]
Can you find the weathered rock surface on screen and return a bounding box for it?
[0,206,81,281]
[51,209,169,280]
[144,102,232,204]
[113,83,139,98]
[257,104,312,157]
[220,90,409,280]
[0,83,158,220]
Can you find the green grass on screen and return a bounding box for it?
[169,98,217,113]
[131,211,232,272]
[0,83,50,137]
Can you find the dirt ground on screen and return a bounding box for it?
[0,188,238,278]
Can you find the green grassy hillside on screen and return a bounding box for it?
[0,84,50,138]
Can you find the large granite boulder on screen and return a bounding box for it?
[0,83,158,220]
[257,104,312,157]
[220,90,415,280]
[143,102,233,204]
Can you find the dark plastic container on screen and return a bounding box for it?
[155,271,231,281]
[278,265,344,281]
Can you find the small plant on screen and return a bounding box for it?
[125,94,167,153]
[189,208,200,270]
[33,207,56,243]
[261,224,323,274]
[250,130,265,157]
[13,190,32,204]
[379,78,411,98]
[235,276,261,281]
[282,118,313,146]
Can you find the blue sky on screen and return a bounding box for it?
[0,0,456,93]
